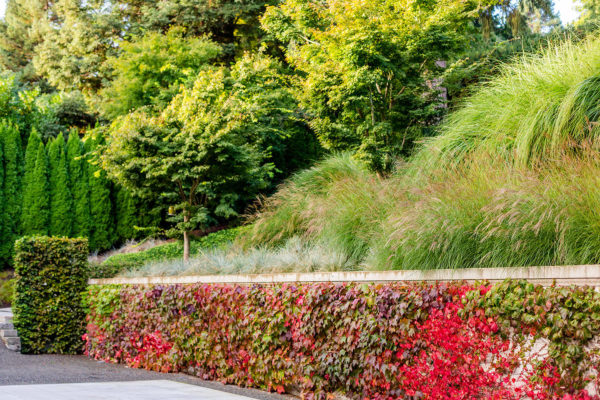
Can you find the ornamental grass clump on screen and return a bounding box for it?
[121,237,355,277]
[239,34,600,272]
[375,150,600,270]
[415,35,600,168]
[243,151,600,270]
[242,153,396,265]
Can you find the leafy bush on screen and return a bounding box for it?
[0,271,14,307]
[14,236,88,354]
[85,280,600,398]
[94,227,247,278]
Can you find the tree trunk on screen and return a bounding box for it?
[183,230,190,261]
[183,213,190,262]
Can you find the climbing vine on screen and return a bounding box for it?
[84,281,600,399]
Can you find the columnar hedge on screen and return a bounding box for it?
[0,129,147,271]
[85,281,600,399]
[14,236,88,354]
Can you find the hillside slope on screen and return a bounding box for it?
[242,35,600,270]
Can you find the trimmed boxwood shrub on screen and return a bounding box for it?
[85,281,600,398]
[14,236,88,354]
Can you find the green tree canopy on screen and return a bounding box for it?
[33,0,116,93]
[23,0,277,94]
[261,0,488,172]
[577,0,600,24]
[103,67,272,259]
[130,0,276,58]
[188,53,321,183]
[0,0,51,81]
[100,28,221,118]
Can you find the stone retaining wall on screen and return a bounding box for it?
[89,264,600,286]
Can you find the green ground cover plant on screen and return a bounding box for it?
[94,227,247,278]
[13,236,88,354]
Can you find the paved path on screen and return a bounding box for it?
[0,308,20,351]
[1,380,261,400]
[0,341,290,400]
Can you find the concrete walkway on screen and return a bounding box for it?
[1,380,259,400]
[0,341,290,400]
[0,308,20,351]
[0,308,12,318]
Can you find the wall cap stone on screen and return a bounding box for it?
[89,264,600,286]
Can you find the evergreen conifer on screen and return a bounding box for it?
[22,140,49,235]
[0,123,22,266]
[66,131,90,238]
[115,186,138,243]
[0,133,5,269]
[86,137,113,251]
[47,133,72,236]
[21,129,41,228]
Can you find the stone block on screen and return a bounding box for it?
[3,336,20,346]
[5,343,20,352]
[1,329,18,337]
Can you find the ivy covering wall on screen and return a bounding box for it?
[85,281,600,399]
